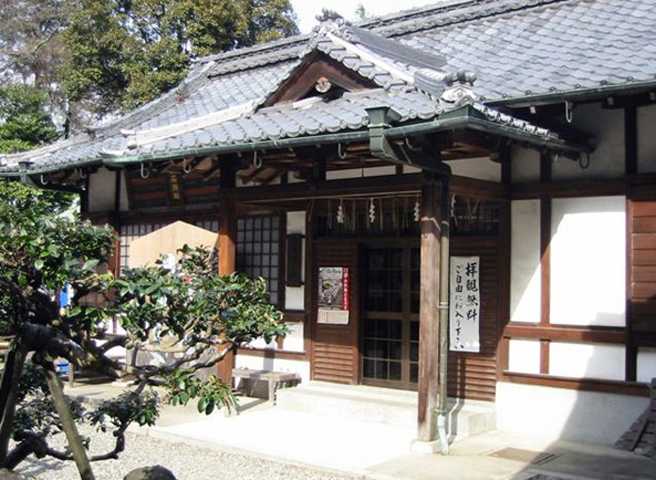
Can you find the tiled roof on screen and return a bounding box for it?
[1,0,653,174]
[396,0,656,101]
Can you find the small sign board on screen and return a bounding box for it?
[449,256,480,352]
[317,266,350,325]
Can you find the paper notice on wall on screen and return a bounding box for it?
[449,256,480,352]
[317,266,350,325]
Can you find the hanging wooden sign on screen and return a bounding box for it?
[317,266,350,325]
[449,256,481,352]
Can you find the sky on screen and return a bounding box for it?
[291,0,440,33]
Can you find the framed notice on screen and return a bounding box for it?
[449,256,480,352]
[317,267,350,325]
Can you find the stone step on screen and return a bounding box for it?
[277,381,496,442]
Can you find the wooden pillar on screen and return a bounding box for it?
[417,176,441,443]
[217,162,237,385]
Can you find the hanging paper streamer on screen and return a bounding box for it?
[449,256,480,352]
[337,199,345,224]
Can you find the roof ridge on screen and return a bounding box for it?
[374,0,572,36]
[194,34,310,65]
[357,0,478,28]
[197,0,575,75]
[194,2,473,66]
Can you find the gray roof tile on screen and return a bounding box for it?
[2,0,650,174]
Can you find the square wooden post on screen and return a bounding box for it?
[415,176,442,448]
[217,163,237,386]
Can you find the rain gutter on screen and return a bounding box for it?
[488,80,656,108]
[1,105,590,177]
[101,106,589,166]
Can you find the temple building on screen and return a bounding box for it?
[2,0,655,450]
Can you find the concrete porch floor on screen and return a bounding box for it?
[65,382,656,479]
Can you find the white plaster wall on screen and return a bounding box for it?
[235,354,311,384]
[638,105,656,173]
[549,342,625,381]
[285,211,306,311]
[444,157,501,182]
[508,339,541,374]
[247,337,277,350]
[88,168,129,212]
[496,381,648,445]
[403,165,421,174]
[552,104,624,180]
[326,165,396,180]
[281,322,305,353]
[511,146,540,183]
[637,347,656,383]
[550,196,626,327]
[510,200,541,324]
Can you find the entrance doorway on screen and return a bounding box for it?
[361,244,420,390]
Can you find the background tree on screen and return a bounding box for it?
[0,188,286,478]
[354,4,370,21]
[0,1,69,101]
[315,8,344,23]
[0,0,299,127]
[61,0,299,116]
[0,84,59,153]
[0,82,73,233]
[0,82,72,232]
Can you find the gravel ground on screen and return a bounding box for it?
[15,428,362,480]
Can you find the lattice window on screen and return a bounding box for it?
[236,215,281,305]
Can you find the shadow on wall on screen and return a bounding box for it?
[499,197,656,480]
[501,195,652,452]
[505,379,653,479]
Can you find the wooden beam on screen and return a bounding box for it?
[511,179,626,199]
[503,324,626,344]
[625,106,638,175]
[625,108,638,381]
[217,162,238,385]
[417,177,441,443]
[539,152,551,375]
[500,372,649,397]
[222,173,507,204]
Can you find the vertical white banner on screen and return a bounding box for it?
[449,256,480,352]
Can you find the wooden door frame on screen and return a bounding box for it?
[359,237,420,390]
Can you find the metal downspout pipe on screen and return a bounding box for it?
[437,175,450,454]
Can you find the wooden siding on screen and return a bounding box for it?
[448,237,499,401]
[630,187,656,347]
[310,240,360,384]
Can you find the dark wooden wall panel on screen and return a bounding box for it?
[311,241,360,384]
[447,237,499,401]
[631,192,656,343]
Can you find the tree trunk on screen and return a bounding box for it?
[0,348,26,466]
[44,367,95,480]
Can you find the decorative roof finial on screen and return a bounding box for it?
[439,70,479,110]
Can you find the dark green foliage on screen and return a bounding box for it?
[88,390,160,432]
[14,364,85,440]
[0,186,286,476]
[166,371,235,415]
[61,0,299,115]
[0,84,58,154]
[0,1,298,122]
